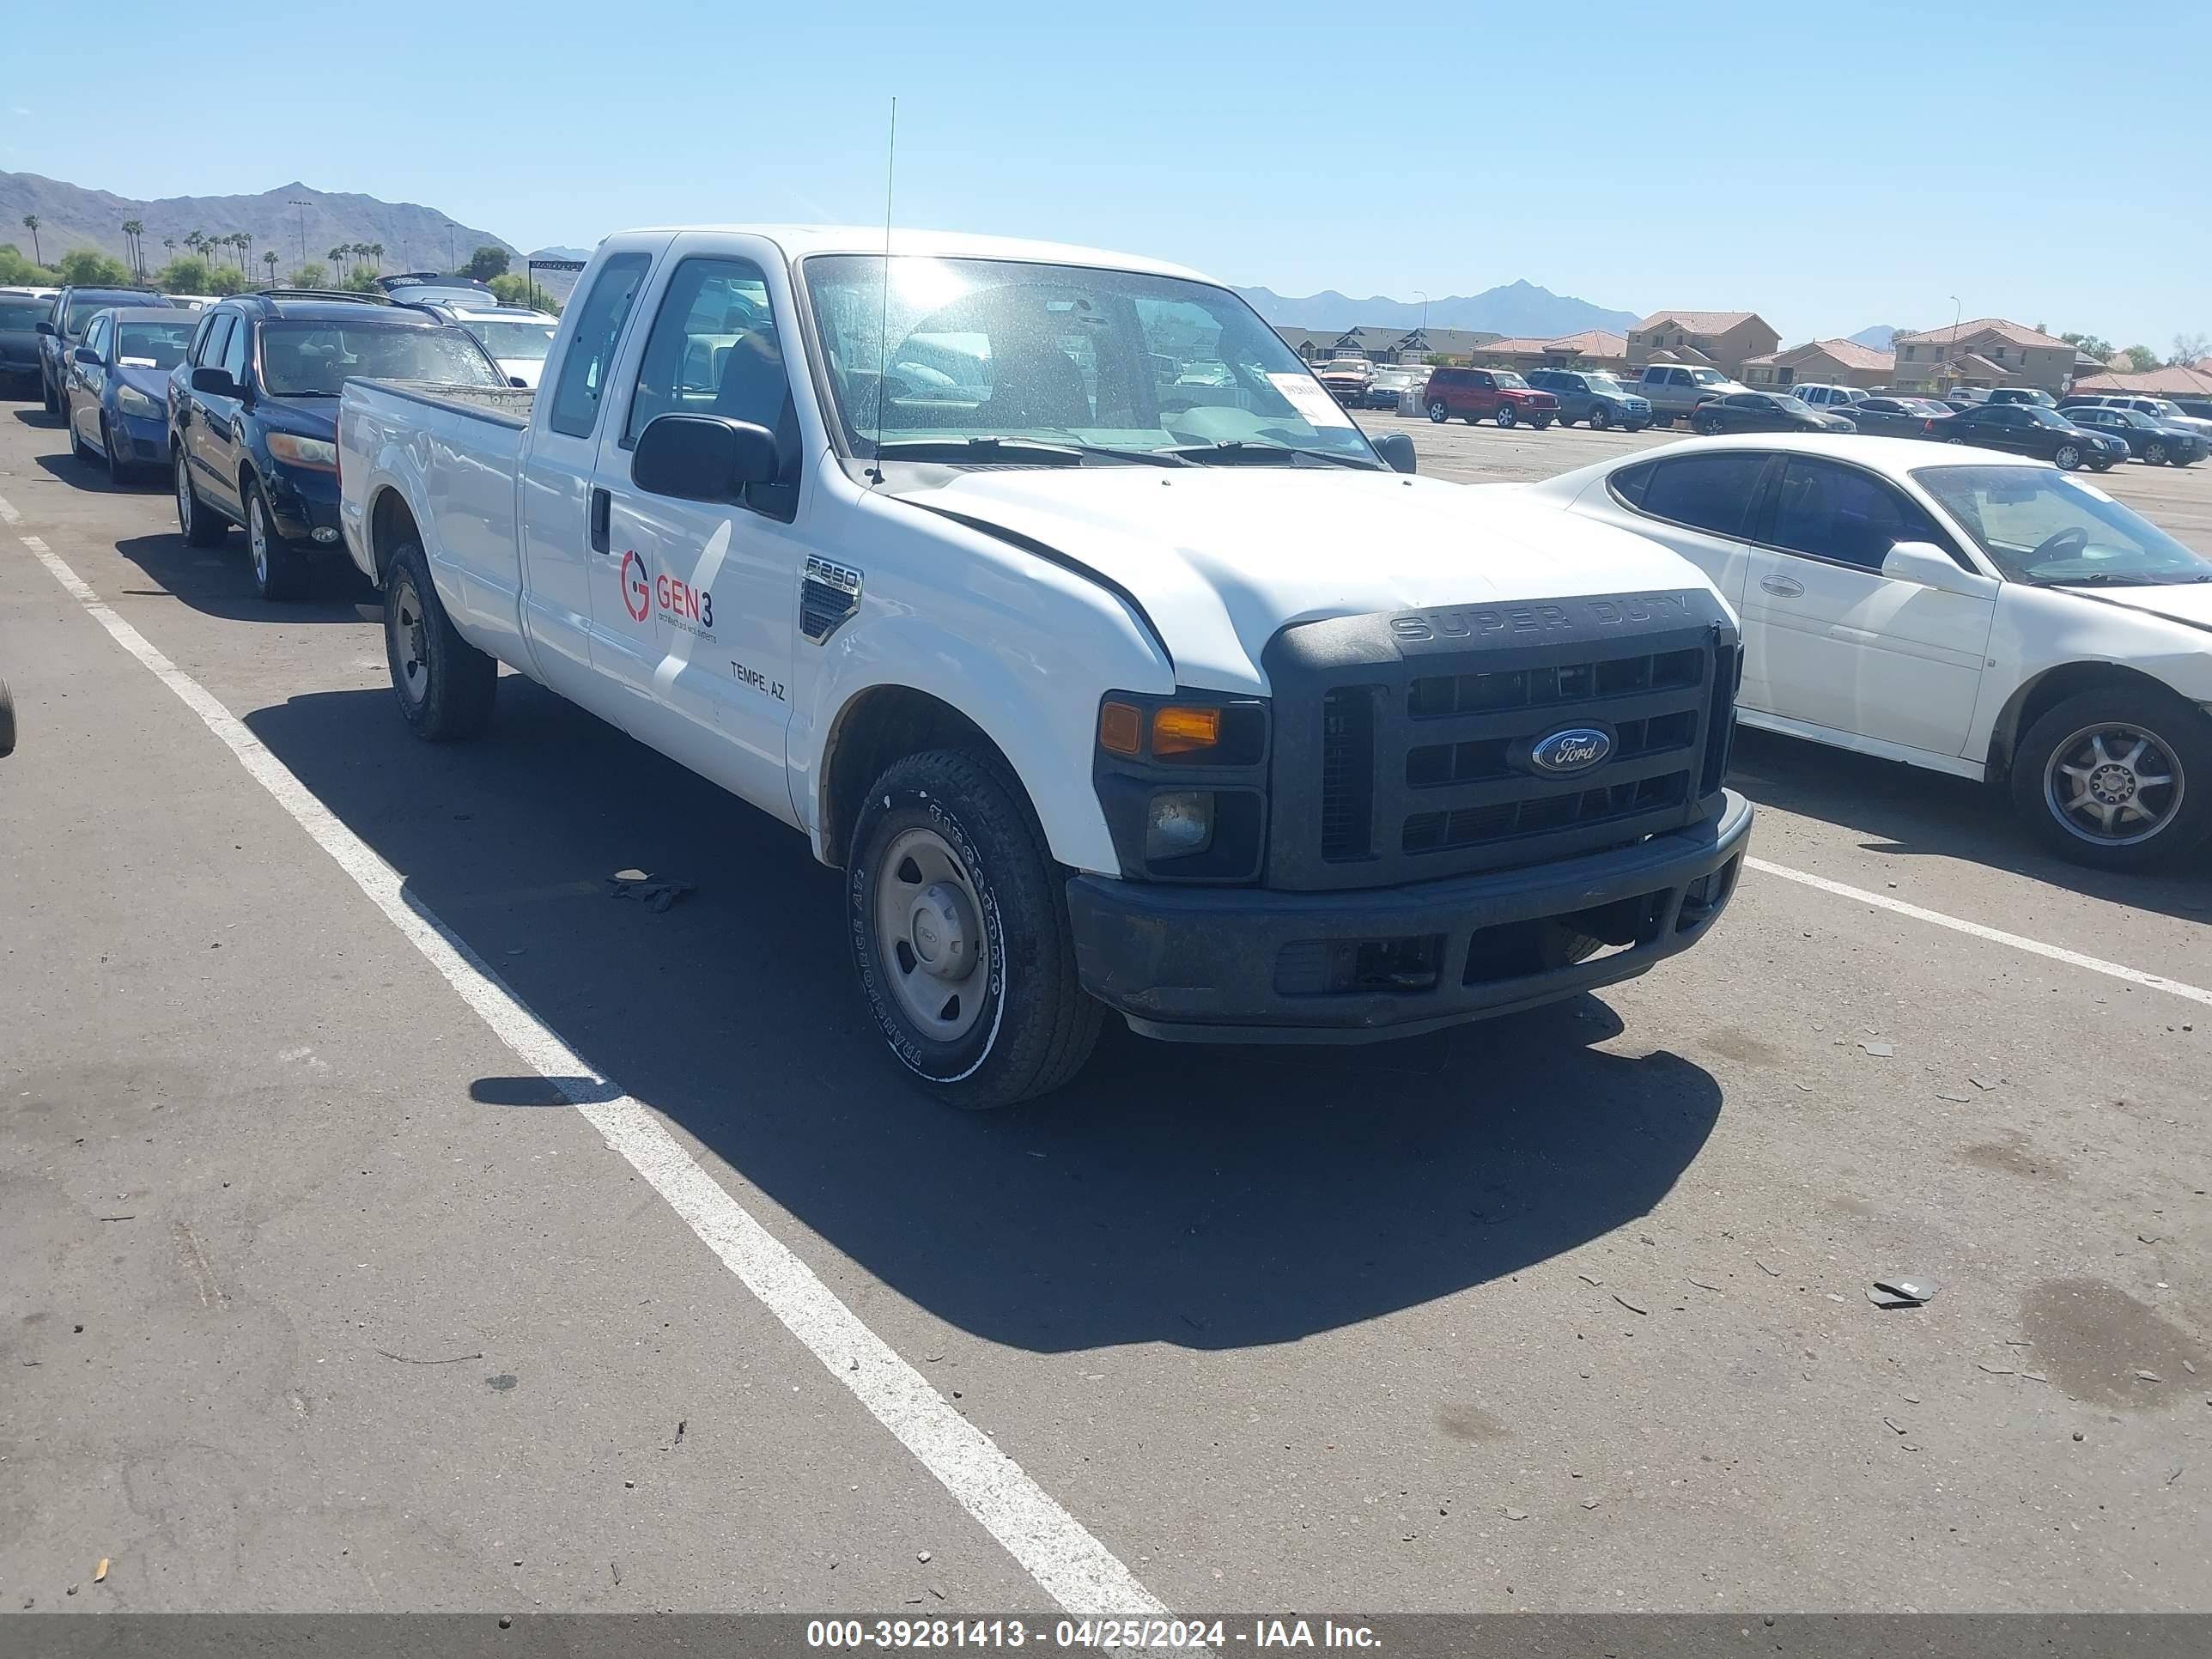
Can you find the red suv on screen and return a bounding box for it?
[1421,367,1559,429]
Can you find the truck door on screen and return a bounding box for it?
[518,250,653,701]
[592,251,802,813]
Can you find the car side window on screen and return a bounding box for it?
[196,314,234,374]
[219,316,250,382]
[1767,458,1942,571]
[1632,453,1769,537]
[547,252,653,440]
[82,316,110,359]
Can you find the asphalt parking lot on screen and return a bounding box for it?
[2,401,2208,1620]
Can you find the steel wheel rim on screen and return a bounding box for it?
[248,496,270,586]
[2043,723,2185,847]
[872,826,990,1042]
[391,576,430,708]
[174,453,192,532]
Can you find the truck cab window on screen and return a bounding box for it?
[547,252,651,440]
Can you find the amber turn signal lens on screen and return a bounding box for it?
[1098,701,1144,756]
[1152,706,1222,756]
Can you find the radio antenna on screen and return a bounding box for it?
[867,96,897,484]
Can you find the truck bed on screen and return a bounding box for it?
[352,379,536,430]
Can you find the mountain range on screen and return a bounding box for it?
[1847,325,1900,350]
[1232,279,1638,339]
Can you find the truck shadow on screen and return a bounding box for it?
[243,676,1723,1353]
[106,532,372,623]
[1728,728,2211,923]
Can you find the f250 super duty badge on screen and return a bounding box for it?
[800,556,863,643]
[1390,592,1695,648]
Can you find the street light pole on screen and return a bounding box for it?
[1948,295,1962,391]
[289,198,309,263]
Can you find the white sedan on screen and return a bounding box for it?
[1519,434,2212,868]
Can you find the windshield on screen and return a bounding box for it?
[116,319,194,369]
[1492,371,1530,389]
[1914,465,2212,586]
[1688,368,1728,385]
[465,319,558,362]
[1585,374,1630,395]
[2142,399,2185,419]
[65,294,156,336]
[800,254,1381,468]
[258,322,502,396]
[1777,397,1816,416]
[0,298,47,329]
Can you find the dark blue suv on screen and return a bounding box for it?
[167,290,506,599]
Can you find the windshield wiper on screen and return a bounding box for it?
[872,436,1189,467]
[1168,441,1382,471]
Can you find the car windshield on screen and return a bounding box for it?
[1914,465,2212,586]
[1899,399,1948,415]
[65,294,156,335]
[466,319,558,361]
[1492,372,1529,389]
[2016,407,2069,427]
[2141,400,2185,418]
[116,320,194,369]
[1585,375,1630,395]
[801,254,1382,467]
[0,297,48,329]
[257,322,502,396]
[1777,396,1816,415]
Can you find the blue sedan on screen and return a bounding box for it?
[64,307,195,484]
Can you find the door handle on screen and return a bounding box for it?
[588,488,611,555]
[1759,574,1805,598]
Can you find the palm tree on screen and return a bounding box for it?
[234,231,253,271]
[367,241,384,274]
[122,219,145,280]
[20,215,40,265]
[327,245,349,280]
[184,230,208,261]
[263,250,279,284]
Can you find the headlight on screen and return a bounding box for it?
[1144,792,1215,861]
[115,384,161,418]
[267,432,337,471]
[1094,690,1270,882]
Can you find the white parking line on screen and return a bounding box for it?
[11,509,1170,1620]
[1747,855,2212,1008]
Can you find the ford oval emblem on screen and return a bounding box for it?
[1530,727,1612,775]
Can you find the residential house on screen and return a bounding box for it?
[1272,325,1499,366]
[1626,311,1781,379]
[1468,330,1628,374]
[1887,319,2087,395]
[1741,337,1895,390]
[2069,364,2212,398]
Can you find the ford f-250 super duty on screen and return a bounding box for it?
[338,227,1753,1108]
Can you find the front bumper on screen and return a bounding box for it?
[261,464,343,545]
[108,409,169,465]
[1066,791,1753,1042]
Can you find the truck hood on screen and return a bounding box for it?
[889,466,1721,694]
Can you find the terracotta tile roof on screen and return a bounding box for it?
[1546,329,1627,356]
[2072,365,2212,396]
[1892,318,2069,349]
[1635,310,1759,335]
[1954,353,2009,379]
[1748,338,1895,372]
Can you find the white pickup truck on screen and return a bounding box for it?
[337,226,1753,1108]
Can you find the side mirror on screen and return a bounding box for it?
[72,345,101,366]
[632,414,779,501]
[1881,540,1992,597]
[36,320,56,337]
[1371,430,1417,475]
[509,375,528,388]
[190,366,240,398]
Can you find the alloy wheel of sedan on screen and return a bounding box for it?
[2043,724,2185,848]
[2054,443,2081,471]
[2146,441,2167,465]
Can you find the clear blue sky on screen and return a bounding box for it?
[8,2,2207,351]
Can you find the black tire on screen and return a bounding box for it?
[2089,458,2115,473]
[67,404,91,463]
[1587,404,1610,431]
[103,419,132,487]
[174,447,228,547]
[1694,412,1723,437]
[0,676,15,759]
[384,540,497,741]
[1653,413,1674,430]
[244,478,308,601]
[40,372,59,418]
[848,749,1103,1109]
[1495,404,1517,428]
[2008,685,2212,871]
[1531,416,1553,430]
[1427,400,1448,423]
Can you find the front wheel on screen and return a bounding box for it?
[848,749,1102,1109]
[40,374,59,418]
[67,404,91,462]
[385,540,497,740]
[2010,688,2212,870]
[1495,404,1517,428]
[1427,400,1448,423]
[2144,441,2168,466]
[1587,404,1610,431]
[0,676,15,758]
[2053,442,2082,471]
[104,419,132,487]
[245,481,308,601]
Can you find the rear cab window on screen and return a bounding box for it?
[547,252,653,440]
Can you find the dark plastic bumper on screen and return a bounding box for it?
[263,465,343,544]
[1066,791,1753,1042]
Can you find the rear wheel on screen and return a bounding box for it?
[1495,404,1517,428]
[385,540,498,741]
[2010,687,2212,870]
[0,676,15,759]
[848,749,1102,1109]
[1694,410,1724,436]
[245,481,308,601]
[1427,400,1448,423]
[174,447,227,547]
